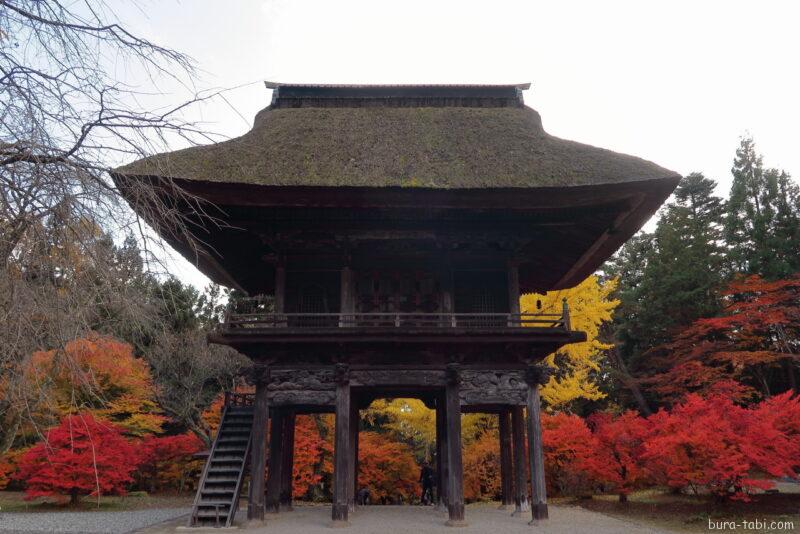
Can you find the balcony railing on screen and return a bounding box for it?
[222,299,572,332]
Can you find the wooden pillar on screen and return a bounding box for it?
[445,364,466,527]
[525,365,551,522]
[435,393,448,511]
[498,408,514,508]
[265,410,284,514]
[353,412,360,506]
[507,260,520,326]
[340,266,354,327]
[348,399,359,511]
[280,411,295,511]
[248,367,269,521]
[332,364,351,524]
[511,406,529,515]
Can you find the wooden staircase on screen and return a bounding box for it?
[189,393,254,527]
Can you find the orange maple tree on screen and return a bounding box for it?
[25,334,165,436]
[463,429,501,502]
[356,431,418,503]
[291,415,332,499]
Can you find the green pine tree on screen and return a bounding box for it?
[608,173,726,373]
[725,136,800,278]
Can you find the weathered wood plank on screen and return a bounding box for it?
[445,364,466,526]
[332,365,351,524]
[279,411,295,511]
[264,410,284,514]
[511,406,529,515]
[526,370,549,522]
[247,368,269,521]
[459,370,526,406]
[499,409,514,507]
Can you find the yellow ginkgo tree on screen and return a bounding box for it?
[521,275,619,410]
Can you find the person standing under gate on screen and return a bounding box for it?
[419,461,435,505]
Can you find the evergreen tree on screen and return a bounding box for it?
[635,173,726,348]
[725,137,800,278]
[608,174,725,372]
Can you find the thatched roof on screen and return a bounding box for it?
[115,87,679,189]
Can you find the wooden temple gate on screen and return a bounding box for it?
[240,363,554,526]
[114,82,680,527]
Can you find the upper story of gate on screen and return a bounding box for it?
[112,83,679,360]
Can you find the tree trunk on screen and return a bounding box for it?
[608,347,652,416]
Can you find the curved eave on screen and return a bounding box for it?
[111,173,680,293]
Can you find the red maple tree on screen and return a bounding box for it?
[16,413,139,504]
[582,411,650,501]
[642,392,800,500]
[541,412,596,496]
[136,432,204,493]
[643,274,800,403]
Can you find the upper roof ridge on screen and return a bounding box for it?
[264,82,531,109]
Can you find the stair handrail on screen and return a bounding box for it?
[188,401,231,527]
[226,420,253,527]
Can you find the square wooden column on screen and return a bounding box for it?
[498,408,514,508]
[435,394,448,511]
[265,410,284,514]
[332,364,351,525]
[348,399,359,511]
[445,364,466,527]
[248,366,270,521]
[511,406,529,515]
[525,365,551,522]
[280,411,296,511]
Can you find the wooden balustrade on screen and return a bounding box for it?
[222,306,571,332]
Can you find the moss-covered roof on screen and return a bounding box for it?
[116,105,679,188]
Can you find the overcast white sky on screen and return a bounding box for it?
[113,0,800,290]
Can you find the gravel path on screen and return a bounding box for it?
[142,503,674,533]
[0,507,189,534]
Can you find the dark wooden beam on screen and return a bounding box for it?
[511,406,529,516]
[498,408,514,508]
[445,364,466,527]
[332,364,351,525]
[279,411,295,511]
[248,367,270,521]
[264,410,284,514]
